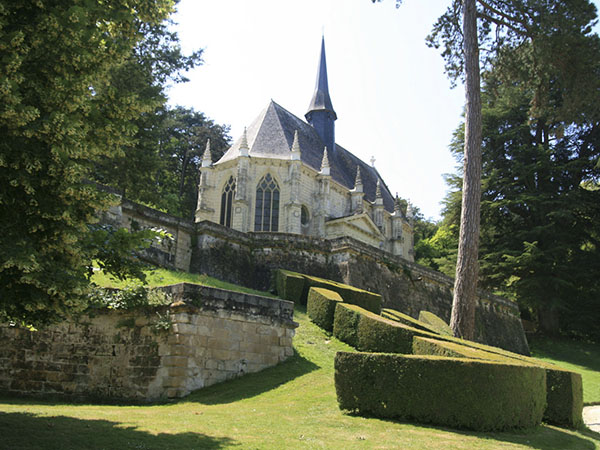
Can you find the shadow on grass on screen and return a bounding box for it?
[529,335,600,373]
[358,415,600,450]
[0,411,236,450]
[185,352,319,405]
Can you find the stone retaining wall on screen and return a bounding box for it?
[0,284,296,402]
[193,221,529,355]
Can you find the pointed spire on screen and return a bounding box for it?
[394,194,402,214]
[306,36,337,119]
[320,147,330,175]
[354,166,363,190]
[239,127,249,157]
[201,139,212,168]
[291,130,301,160]
[376,179,382,198]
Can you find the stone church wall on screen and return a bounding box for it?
[0,284,296,402]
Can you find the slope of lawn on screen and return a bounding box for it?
[529,335,600,405]
[1,301,599,449]
[91,265,276,297]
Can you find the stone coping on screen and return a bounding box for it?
[158,283,298,329]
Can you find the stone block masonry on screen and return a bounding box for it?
[0,284,297,402]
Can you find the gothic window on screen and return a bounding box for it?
[220,176,236,228]
[254,174,280,231]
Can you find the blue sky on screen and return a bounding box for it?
[167,0,600,221]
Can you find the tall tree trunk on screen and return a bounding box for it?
[450,0,483,340]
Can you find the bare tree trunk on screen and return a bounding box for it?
[450,0,482,340]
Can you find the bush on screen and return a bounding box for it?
[307,287,343,332]
[302,275,382,314]
[412,336,584,428]
[334,304,431,354]
[418,311,453,336]
[332,303,361,348]
[334,351,547,431]
[274,270,306,304]
[382,308,441,335]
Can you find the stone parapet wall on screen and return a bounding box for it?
[0,284,296,402]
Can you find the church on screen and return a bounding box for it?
[194,38,415,261]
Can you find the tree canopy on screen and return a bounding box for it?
[0,1,194,326]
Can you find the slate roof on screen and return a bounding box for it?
[216,100,396,213]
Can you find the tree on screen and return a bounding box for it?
[0,1,179,326]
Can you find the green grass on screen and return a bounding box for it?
[529,335,600,405]
[1,306,599,449]
[91,266,276,298]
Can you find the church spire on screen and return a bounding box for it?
[306,36,336,158]
[201,139,212,167]
[320,147,331,175]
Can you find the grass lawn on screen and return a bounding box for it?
[529,335,600,405]
[91,266,276,298]
[1,302,599,449]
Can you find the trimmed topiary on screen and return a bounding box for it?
[334,351,547,431]
[332,303,361,348]
[274,269,307,304]
[412,336,584,429]
[302,275,382,314]
[382,308,442,335]
[357,308,423,354]
[307,287,343,332]
[418,311,453,336]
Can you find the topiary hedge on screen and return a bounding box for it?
[273,269,382,313]
[382,308,441,335]
[418,310,453,336]
[301,275,381,314]
[334,351,547,431]
[334,304,432,354]
[274,269,306,304]
[332,303,362,348]
[412,336,584,428]
[307,287,343,332]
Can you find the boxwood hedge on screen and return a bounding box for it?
[418,310,453,336]
[334,351,547,431]
[382,308,441,335]
[273,269,382,313]
[334,304,432,354]
[307,287,343,332]
[412,336,584,428]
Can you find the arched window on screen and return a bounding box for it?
[220,176,236,227]
[254,174,280,231]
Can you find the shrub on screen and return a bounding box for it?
[334,351,547,431]
[382,308,441,335]
[418,311,453,336]
[334,304,429,354]
[302,275,382,314]
[307,287,343,332]
[357,309,423,354]
[412,336,584,428]
[332,303,361,348]
[274,270,306,304]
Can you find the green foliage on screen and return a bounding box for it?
[274,269,306,304]
[431,0,600,338]
[88,285,172,310]
[0,0,180,327]
[334,351,547,431]
[332,303,361,348]
[273,269,382,313]
[306,287,343,332]
[418,311,453,336]
[413,336,584,428]
[95,106,231,219]
[381,308,441,335]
